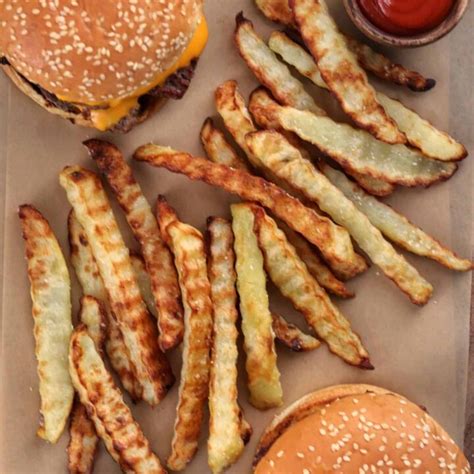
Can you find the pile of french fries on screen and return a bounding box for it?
[19,1,472,473]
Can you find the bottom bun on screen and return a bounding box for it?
[2,64,165,133]
[254,384,470,473]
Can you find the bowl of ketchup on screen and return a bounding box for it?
[344,0,469,47]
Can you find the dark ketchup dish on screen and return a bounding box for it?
[344,0,469,47]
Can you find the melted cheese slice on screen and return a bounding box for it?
[90,18,208,131]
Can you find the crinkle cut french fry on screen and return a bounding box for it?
[269,31,466,162]
[231,203,283,410]
[19,204,74,443]
[86,139,183,351]
[60,166,174,406]
[68,210,144,402]
[247,131,434,305]
[130,252,159,319]
[292,0,405,145]
[235,14,325,116]
[68,296,107,474]
[321,164,473,272]
[271,313,320,352]
[159,199,213,472]
[201,118,250,171]
[254,0,436,92]
[345,170,395,198]
[250,204,372,368]
[248,89,457,187]
[207,217,248,474]
[69,326,166,474]
[134,144,364,278]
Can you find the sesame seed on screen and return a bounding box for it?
[276,450,284,458]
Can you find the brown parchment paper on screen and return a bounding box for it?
[0,1,472,472]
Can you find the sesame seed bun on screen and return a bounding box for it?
[0,0,204,105]
[254,384,470,473]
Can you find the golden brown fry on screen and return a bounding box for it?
[86,139,183,352]
[68,398,98,474]
[343,36,436,92]
[345,170,395,197]
[135,144,364,278]
[130,252,159,319]
[68,296,107,474]
[254,0,435,91]
[271,313,320,352]
[60,166,174,406]
[159,198,213,471]
[231,203,283,409]
[200,117,250,171]
[292,0,405,145]
[69,326,166,474]
[248,89,457,187]
[68,211,142,401]
[19,204,73,443]
[269,31,466,162]
[321,164,473,272]
[277,220,354,296]
[207,217,249,474]
[251,205,372,368]
[247,131,434,305]
[235,14,325,116]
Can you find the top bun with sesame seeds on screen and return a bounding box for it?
[0,0,208,132]
[253,384,470,474]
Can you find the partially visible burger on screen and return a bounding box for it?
[254,384,470,473]
[0,1,207,132]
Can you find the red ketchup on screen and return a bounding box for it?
[357,0,455,36]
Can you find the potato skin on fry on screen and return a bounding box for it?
[159,199,214,472]
[207,217,249,474]
[251,205,372,368]
[85,139,183,352]
[69,326,167,474]
[271,313,320,352]
[60,166,174,406]
[19,204,74,444]
[232,203,283,409]
[68,211,142,401]
[134,144,362,278]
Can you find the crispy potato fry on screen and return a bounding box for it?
[269,32,466,162]
[235,15,325,116]
[247,131,434,304]
[69,326,166,474]
[68,296,107,474]
[207,217,249,474]
[276,220,353,296]
[254,0,436,92]
[86,139,183,352]
[19,205,74,443]
[60,166,174,406]
[345,170,395,197]
[68,398,98,474]
[135,144,365,278]
[321,164,473,272]
[271,313,320,352]
[158,198,213,471]
[200,115,356,293]
[68,211,142,401]
[250,204,372,367]
[292,0,405,145]
[231,203,283,409]
[343,36,436,92]
[201,118,250,171]
[130,252,159,319]
[248,89,457,187]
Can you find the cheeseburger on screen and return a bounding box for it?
[254,384,470,473]
[0,0,208,132]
